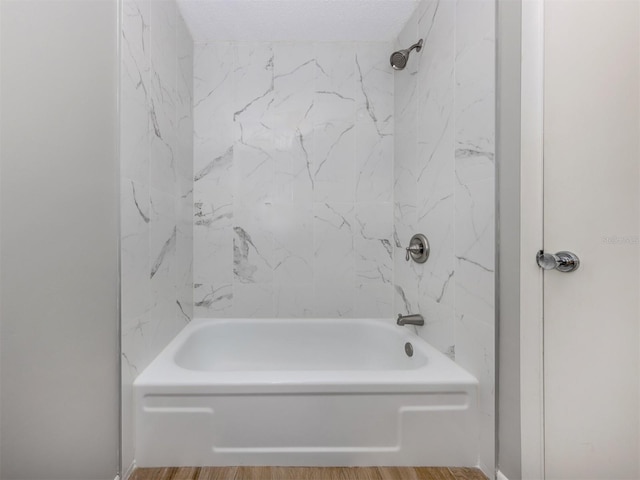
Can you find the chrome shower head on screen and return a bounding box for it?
[390,39,423,70]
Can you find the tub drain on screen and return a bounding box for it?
[404,342,414,357]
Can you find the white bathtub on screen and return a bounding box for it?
[134,318,479,467]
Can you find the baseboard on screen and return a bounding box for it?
[122,460,136,480]
[476,461,491,480]
[496,470,509,480]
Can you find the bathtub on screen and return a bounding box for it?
[134,318,479,467]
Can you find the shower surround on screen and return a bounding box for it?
[394,0,495,473]
[120,0,495,475]
[193,42,395,318]
[191,0,495,471]
[120,0,194,473]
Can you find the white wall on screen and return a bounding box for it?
[394,0,496,474]
[0,1,119,478]
[0,1,3,475]
[192,41,394,317]
[496,0,522,477]
[119,0,194,473]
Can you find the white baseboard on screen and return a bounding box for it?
[122,460,136,480]
[497,470,510,480]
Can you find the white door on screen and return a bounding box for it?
[543,1,639,479]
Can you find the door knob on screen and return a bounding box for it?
[536,250,580,273]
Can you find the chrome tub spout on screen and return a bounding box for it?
[397,313,424,326]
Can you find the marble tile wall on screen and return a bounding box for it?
[193,42,394,318]
[454,0,496,473]
[118,1,493,471]
[119,0,194,472]
[393,0,495,473]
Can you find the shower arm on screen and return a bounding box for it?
[408,39,423,53]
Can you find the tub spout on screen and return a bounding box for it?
[397,313,424,326]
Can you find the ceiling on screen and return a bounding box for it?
[177,0,420,43]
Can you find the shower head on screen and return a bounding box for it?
[390,39,423,70]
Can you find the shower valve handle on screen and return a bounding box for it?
[405,244,422,261]
[405,234,430,264]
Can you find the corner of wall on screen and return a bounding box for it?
[120,0,194,471]
[393,0,497,473]
[496,470,510,480]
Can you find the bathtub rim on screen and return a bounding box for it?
[134,317,479,394]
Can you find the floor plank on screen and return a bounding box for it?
[131,468,181,480]
[232,467,384,480]
[173,467,201,480]
[378,467,442,480]
[448,468,488,480]
[338,468,383,480]
[195,467,237,480]
[416,467,456,480]
[130,466,487,480]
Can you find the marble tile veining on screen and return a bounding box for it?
[193,42,394,318]
[120,0,194,472]
[393,0,495,473]
[121,4,495,471]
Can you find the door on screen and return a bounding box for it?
[543,1,639,479]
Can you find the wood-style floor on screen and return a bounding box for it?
[130,467,488,480]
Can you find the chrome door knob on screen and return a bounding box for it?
[536,250,580,273]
